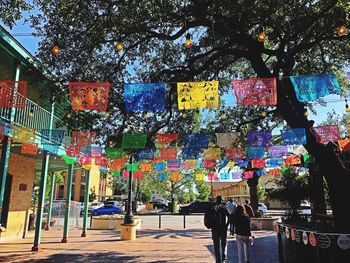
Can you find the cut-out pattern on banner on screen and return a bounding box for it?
[303,154,313,166]
[137,149,155,160]
[111,171,121,177]
[269,145,288,157]
[244,171,254,179]
[251,158,265,168]
[314,125,340,143]
[256,170,265,176]
[202,159,216,169]
[110,157,127,170]
[171,173,182,182]
[184,173,193,178]
[160,148,177,160]
[105,147,123,159]
[231,172,242,179]
[195,173,205,181]
[65,145,81,157]
[41,129,65,145]
[79,156,92,165]
[268,168,281,176]
[134,171,143,180]
[158,173,168,180]
[155,163,166,171]
[85,146,103,157]
[247,147,265,159]
[216,133,240,148]
[281,128,307,145]
[182,147,201,159]
[177,81,219,109]
[208,173,218,180]
[72,131,96,147]
[338,139,350,151]
[63,156,75,165]
[122,133,147,149]
[266,158,284,168]
[167,160,180,170]
[139,163,152,172]
[68,82,110,111]
[122,170,129,178]
[290,73,340,102]
[13,127,35,143]
[237,159,249,167]
[124,83,166,112]
[233,78,277,105]
[95,156,109,166]
[156,134,178,144]
[285,155,302,166]
[184,133,209,149]
[126,163,139,172]
[183,160,198,170]
[225,148,246,160]
[0,80,27,109]
[203,148,221,160]
[247,131,272,147]
[21,143,38,155]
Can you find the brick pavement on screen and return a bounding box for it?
[0,227,278,263]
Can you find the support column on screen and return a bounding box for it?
[81,169,90,237]
[0,64,20,229]
[31,154,50,251]
[123,153,134,224]
[45,173,56,230]
[61,164,74,243]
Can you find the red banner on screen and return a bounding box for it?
[95,156,109,166]
[21,143,38,155]
[251,158,266,168]
[233,78,277,106]
[65,145,81,157]
[134,171,143,180]
[109,157,127,171]
[284,155,301,166]
[156,134,178,144]
[225,148,246,160]
[338,139,350,151]
[0,80,27,109]
[79,156,92,165]
[202,159,216,169]
[160,148,177,160]
[314,125,340,143]
[68,82,110,111]
[71,131,96,146]
[122,170,129,178]
[207,173,218,180]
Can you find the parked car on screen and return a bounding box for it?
[88,202,104,214]
[91,205,122,216]
[150,198,170,209]
[105,200,122,208]
[299,200,311,215]
[179,201,214,214]
[257,203,268,215]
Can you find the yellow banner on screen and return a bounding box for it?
[12,126,35,143]
[195,173,205,181]
[177,81,219,110]
[203,148,221,160]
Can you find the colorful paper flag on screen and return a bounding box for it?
[281,128,307,145]
[195,173,205,181]
[215,133,240,148]
[137,149,155,160]
[208,173,218,180]
[160,148,177,160]
[177,81,219,109]
[156,133,179,144]
[0,80,27,109]
[95,156,109,166]
[85,146,103,157]
[124,83,166,111]
[284,155,302,166]
[314,125,340,143]
[244,171,254,179]
[139,163,152,172]
[203,148,221,160]
[247,131,272,147]
[266,157,284,168]
[79,156,92,165]
[155,163,166,171]
[184,133,209,149]
[134,171,143,180]
[220,173,230,180]
[122,170,130,178]
[231,172,242,179]
[158,173,168,180]
[105,147,123,159]
[269,145,288,157]
[251,158,266,168]
[268,168,281,176]
[21,143,38,155]
[181,147,201,159]
[65,145,81,157]
[183,160,197,170]
[126,163,139,172]
[247,147,265,159]
[167,160,180,170]
[122,133,147,149]
[171,173,182,182]
[13,126,35,143]
[72,131,96,147]
[225,148,246,160]
[302,154,313,166]
[233,78,277,105]
[290,73,340,102]
[202,159,216,169]
[68,82,110,111]
[111,171,121,177]
[338,139,350,151]
[63,155,76,165]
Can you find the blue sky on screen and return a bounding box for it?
[1,16,348,127]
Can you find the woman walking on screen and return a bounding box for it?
[232,205,253,263]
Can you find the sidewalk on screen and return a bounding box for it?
[0,227,278,262]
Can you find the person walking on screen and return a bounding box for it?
[232,205,254,263]
[210,196,230,263]
[244,200,255,220]
[226,198,237,236]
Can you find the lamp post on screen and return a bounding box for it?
[123,152,134,224]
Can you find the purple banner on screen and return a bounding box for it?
[269,145,288,157]
[231,172,242,179]
[247,131,272,147]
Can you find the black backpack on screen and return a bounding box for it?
[204,207,216,229]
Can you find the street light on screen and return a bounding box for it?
[123,151,135,224]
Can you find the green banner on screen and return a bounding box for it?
[63,155,75,165]
[126,163,139,172]
[105,147,123,159]
[122,133,147,149]
[111,171,121,177]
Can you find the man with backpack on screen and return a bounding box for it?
[204,195,229,263]
[226,198,237,236]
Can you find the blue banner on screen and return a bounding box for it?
[236,159,249,167]
[247,131,272,147]
[247,147,265,159]
[266,157,284,168]
[256,170,266,176]
[281,128,307,145]
[290,73,340,102]
[183,133,209,149]
[155,163,166,171]
[137,149,155,160]
[184,173,193,178]
[157,173,168,180]
[220,173,230,180]
[41,129,65,145]
[181,147,201,159]
[124,83,166,112]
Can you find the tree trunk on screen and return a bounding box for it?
[247,173,259,217]
[308,162,327,217]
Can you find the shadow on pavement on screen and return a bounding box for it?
[137,228,211,239]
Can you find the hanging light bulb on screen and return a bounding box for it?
[257,25,266,42]
[261,111,267,117]
[345,99,350,112]
[109,140,113,146]
[184,33,192,48]
[338,25,347,36]
[105,111,110,117]
[116,41,124,52]
[220,110,227,120]
[181,112,187,118]
[303,108,308,117]
[52,42,60,56]
[66,112,72,119]
[29,107,34,118]
[143,111,148,119]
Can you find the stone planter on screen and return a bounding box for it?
[91,215,141,230]
[251,216,280,231]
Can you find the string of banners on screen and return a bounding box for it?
[277,224,350,250]
[65,72,345,112]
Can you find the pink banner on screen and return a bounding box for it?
[243,171,254,179]
[202,160,216,169]
[314,125,340,143]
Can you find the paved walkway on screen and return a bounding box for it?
[0,227,278,262]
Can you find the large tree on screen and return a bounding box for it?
[4,0,350,231]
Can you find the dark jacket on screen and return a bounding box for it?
[211,205,229,232]
[232,214,252,236]
[244,204,255,218]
